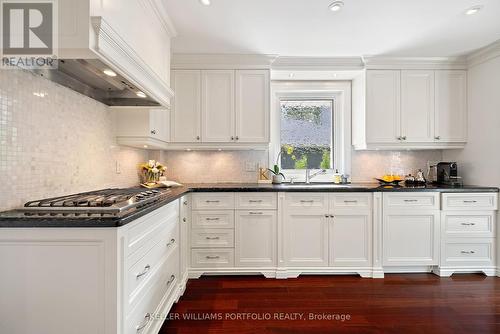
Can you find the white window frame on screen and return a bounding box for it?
[270,81,352,183]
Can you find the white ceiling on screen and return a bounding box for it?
[163,0,500,57]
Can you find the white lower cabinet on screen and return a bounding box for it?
[285,211,329,267]
[330,214,372,267]
[235,210,277,267]
[383,212,440,266]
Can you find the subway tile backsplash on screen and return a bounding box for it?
[0,69,147,211]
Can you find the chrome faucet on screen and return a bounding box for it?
[305,169,327,184]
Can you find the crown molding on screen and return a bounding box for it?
[271,56,364,70]
[171,54,279,69]
[466,39,500,68]
[362,56,468,70]
[139,0,177,37]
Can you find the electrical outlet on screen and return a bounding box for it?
[245,161,257,172]
[115,161,121,174]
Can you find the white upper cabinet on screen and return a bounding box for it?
[401,70,435,143]
[353,69,467,150]
[169,68,270,149]
[235,70,270,143]
[113,107,170,149]
[202,71,235,142]
[435,71,467,142]
[171,70,202,143]
[365,70,401,144]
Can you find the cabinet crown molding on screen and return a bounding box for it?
[139,0,178,37]
[271,56,364,70]
[172,54,279,69]
[466,39,500,68]
[362,56,468,70]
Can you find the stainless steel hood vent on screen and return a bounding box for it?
[30,59,160,106]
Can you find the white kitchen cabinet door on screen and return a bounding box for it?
[171,70,202,143]
[235,70,270,143]
[329,214,372,267]
[285,213,329,267]
[150,108,170,142]
[201,70,235,142]
[235,210,277,267]
[179,196,190,281]
[401,70,435,143]
[435,70,467,142]
[365,70,401,144]
[383,212,440,266]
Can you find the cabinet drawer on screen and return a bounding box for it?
[284,193,329,212]
[192,193,235,210]
[126,248,179,334]
[442,239,494,267]
[443,213,495,238]
[330,193,372,210]
[192,210,234,229]
[191,229,234,248]
[191,248,234,268]
[127,223,178,306]
[126,201,179,257]
[236,193,277,210]
[383,193,439,211]
[442,193,498,211]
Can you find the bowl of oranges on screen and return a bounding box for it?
[375,174,404,185]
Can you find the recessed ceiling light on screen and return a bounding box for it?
[103,69,117,77]
[143,145,148,148]
[464,5,483,15]
[136,91,147,98]
[329,1,344,12]
[199,0,210,5]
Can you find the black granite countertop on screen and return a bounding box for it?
[0,183,497,228]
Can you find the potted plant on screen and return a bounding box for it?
[268,164,285,184]
[140,160,167,185]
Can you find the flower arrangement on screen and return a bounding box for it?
[140,160,167,184]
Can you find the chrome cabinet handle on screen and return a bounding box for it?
[136,264,151,279]
[249,200,263,203]
[205,217,220,221]
[300,200,314,203]
[435,136,441,140]
[461,250,476,254]
[463,200,478,203]
[461,222,476,226]
[206,236,220,240]
[249,212,263,215]
[206,255,220,259]
[166,274,175,286]
[167,238,175,247]
[150,129,156,135]
[344,200,358,203]
[136,313,151,332]
[205,200,220,203]
[404,199,418,202]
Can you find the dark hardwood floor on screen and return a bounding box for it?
[160,274,500,334]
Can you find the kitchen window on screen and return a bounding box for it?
[271,81,351,182]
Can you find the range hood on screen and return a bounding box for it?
[31,59,160,106]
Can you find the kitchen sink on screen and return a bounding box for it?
[280,183,352,188]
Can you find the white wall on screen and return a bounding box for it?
[0,69,148,212]
[443,55,500,187]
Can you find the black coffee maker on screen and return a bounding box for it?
[436,162,462,186]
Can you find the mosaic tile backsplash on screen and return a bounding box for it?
[0,69,147,212]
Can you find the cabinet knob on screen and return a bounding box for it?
[401,136,407,140]
[231,136,234,140]
[235,136,239,140]
[150,130,156,135]
[397,136,402,141]
[435,136,441,140]
[196,136,200,140]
